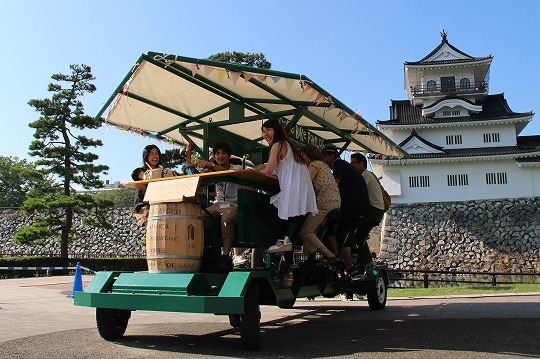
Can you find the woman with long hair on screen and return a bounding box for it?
[259,118,318,253]
[131,145,174,225]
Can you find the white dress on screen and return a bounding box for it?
[270,142,318,219]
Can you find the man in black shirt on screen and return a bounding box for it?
[321,145,372,275]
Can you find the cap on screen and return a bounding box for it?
[321,145,339,156]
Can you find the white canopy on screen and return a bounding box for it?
[98,52,405,159]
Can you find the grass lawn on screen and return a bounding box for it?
[387,283,540,297]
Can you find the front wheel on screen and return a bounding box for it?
[96,308,131,340]
[367,275,387,310]
[241,281,261,350]
[229,314,241,328]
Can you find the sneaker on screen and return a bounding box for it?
[353,293,363,300]
[267,236,293,253]
[340,293,352,301]
[233,255,249,267]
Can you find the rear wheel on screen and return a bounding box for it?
[96,308,131,340]
[241,281,261,350]
[276,297,296,309]
[367,275,387,310]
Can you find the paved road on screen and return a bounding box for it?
[0,275,539,358]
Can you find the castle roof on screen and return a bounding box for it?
[404,31,492,66]
[378,94,533,127]
[370,144,540,161]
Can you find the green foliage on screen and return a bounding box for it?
[163,148,185,170]
[208,51,271,69]
[92,187,137,208]
[15,64,112,259]
[0,156,56,208]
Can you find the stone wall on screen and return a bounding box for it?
[0,208,146,257]
[2,197,540,274]
[378,197,540,272]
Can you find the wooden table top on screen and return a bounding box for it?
[123,169,279,192]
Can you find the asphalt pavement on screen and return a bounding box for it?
[0,275,539,358]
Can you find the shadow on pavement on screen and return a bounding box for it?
[1,302,539,358]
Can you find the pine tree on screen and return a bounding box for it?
[14,64,112,260]
[208,52,271,69]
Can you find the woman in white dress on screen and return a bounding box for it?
[259,118,318,252]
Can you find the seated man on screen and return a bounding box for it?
[196,142,248,268]
[349,153,385,274]
[321,145,374,276]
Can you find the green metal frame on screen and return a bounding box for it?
[75,271,274,314]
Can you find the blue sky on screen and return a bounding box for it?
[1,1,539,183]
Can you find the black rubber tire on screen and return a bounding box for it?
[241,281,261,350]
[96,308,131,340]
[229,314,241,328]
[276,297,296,309]
[367,275,387,310]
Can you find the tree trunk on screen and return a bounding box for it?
[61,206,73,261]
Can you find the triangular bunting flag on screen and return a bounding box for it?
[191,63,200,77]
[256,75,267,83]
[243,73,253,82]
[217,68,227,81]
[230,71,241,85]
[284,78,295,91]
[302,84,312,94]
[271,76,280,84]
[204,65,215,76]
[314,92,324,104]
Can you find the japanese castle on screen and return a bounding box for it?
[370,31,540,204]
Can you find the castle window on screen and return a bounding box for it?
[427,80,436,92]
[447,174,469,186]
[486,172,507,185]
[445,134,462,145]
[409,175,430,188]
[483,133,501,143]
[442,110,461,117]
[460,78,470,89]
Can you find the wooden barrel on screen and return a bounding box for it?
[145,201,204,273]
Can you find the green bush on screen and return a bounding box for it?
[92,187,137,207]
